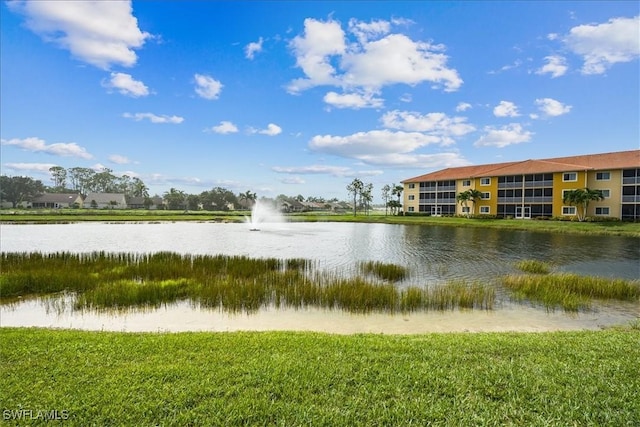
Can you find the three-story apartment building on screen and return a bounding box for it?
[402,150,640,220]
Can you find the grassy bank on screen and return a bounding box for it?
[1,328,638,426]
[2,209,640,236]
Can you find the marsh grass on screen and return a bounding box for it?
[358,260,408,281]
[502,273,640,312]
[515,259,553,274]
[1,252,494,313]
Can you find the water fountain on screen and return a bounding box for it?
[245,200,286,231]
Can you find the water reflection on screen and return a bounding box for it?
[0,222,638,333]
[1,222,638,283]
[2,296,638,334]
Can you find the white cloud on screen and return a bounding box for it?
[209,121,239,134]
[348,18,391,44]
[7,0,150,69]
[355,152,470,168]
[273,165,351,175]
[108,154,130,164]
[122,112,184,124]
[3,162,58,174]
[455,102,472,112]
[309,130,443,167]
[194,74,223,100]
[564,16,640,75]
[245,37,263,59]
[253,123,282,136]
[399,93,413,103]
[534,98,572,117]
[493,101,520,118]
[536,55,568,78]
[474,124,533,148]
[287,18,346,93]
[1,137,93,159]
[272,164,383,178]
[280,176,306,184]
[103,72,149,97]
[323,91,384,109]
[381,110,475,145]
[489,59,523,74]
[341,33,462,91]
[287,18,462,96]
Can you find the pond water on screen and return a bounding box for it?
[1,221,638,333]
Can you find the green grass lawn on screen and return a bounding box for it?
[2,208,639,236]
[1,328,639,426]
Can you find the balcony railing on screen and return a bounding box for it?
[497,197,553,203]
[622,177,640,185]
[498,180,553,189]
[622,195,640,203]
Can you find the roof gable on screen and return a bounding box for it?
[32,193,82,203]
[85,193,127,203]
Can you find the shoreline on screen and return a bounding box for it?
[2,298,638,334]
[1,212,639,237]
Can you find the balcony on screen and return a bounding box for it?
[623,177,640,185]
[622,195,640,203]
[524,180,553,188]
[497,197,553,203]
[498,180,553,189]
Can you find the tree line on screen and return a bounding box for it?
[1,166,401,212]
[347,178,404,216]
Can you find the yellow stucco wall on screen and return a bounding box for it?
[586,170,621,217]
[474,176,497,215]
[403,183,419,212]
[553,170,586,217]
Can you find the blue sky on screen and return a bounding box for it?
[1,1,638,202]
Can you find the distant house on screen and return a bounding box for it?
[301,201,326,211]
[128,196,165,210]
[280,199,305,213]
[84,193,127,209]
[31,193,83,209]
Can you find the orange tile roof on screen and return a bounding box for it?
[402,150,640,182]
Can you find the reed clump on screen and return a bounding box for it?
[358,261,408,281]
[515,259,552,274]
[502,273,640,312]
[1,251,494,314]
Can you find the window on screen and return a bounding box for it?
[481,192,490,200]
[462,180,471,187]
[408,206,415,212]
[595,207,610,216]
[600,189,610,198]
[562,206,576,215]
[563,172,577,182]
[480,177,491,186]
[462,206,470,213]
[408,195,415,200]
[596,172,610,181]
[408,183,415,189]
[480,206,490,214]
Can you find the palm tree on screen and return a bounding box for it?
[391,184,403,215]
[347,178,364,216]
[238,190,257,209]
[456,190,471,217]
[562,188,604,221]
[457,189,483,217]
